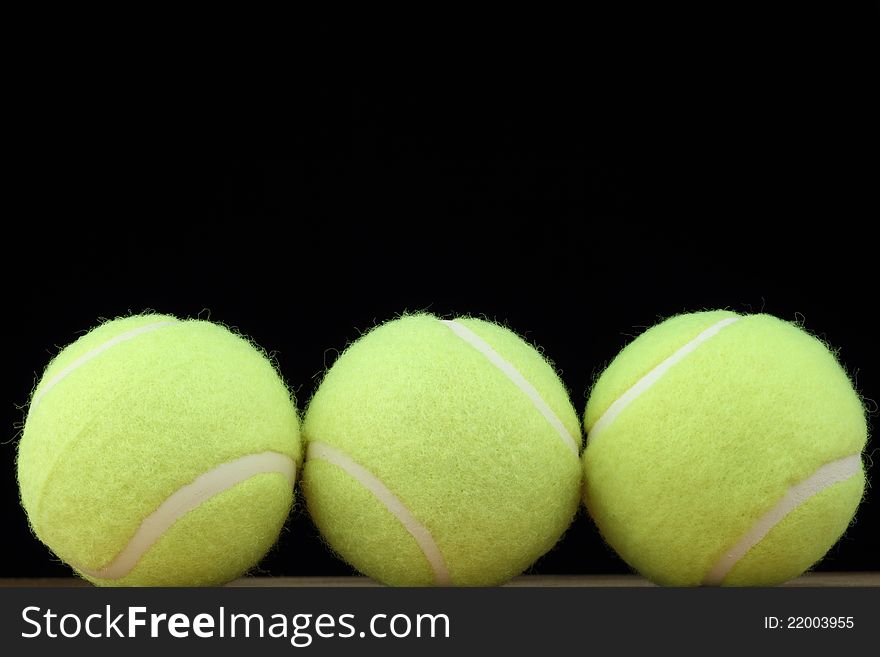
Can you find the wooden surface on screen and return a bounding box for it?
[1,573,878,587]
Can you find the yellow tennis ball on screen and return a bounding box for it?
[17,314,300,586]
[302,314,582,586]
[583,310,867,586]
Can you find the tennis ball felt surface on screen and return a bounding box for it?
[583,311,867,586]
[302,314,582,586]
[17,314,300,586]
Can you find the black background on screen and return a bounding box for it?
[1,83,877,580]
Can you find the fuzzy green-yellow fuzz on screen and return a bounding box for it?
[583,311,867,586]
[303,314,582,586]
[17,314,301,586]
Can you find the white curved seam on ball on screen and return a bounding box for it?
[307,441,453,586]
[588,316,741,441]
[30,320,180,411]
[441,320,580,455]
[76,451,296,580]
[703,453,862,586]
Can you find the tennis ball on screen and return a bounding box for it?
[17,314,300,586]
[302,314,582,586]
[583,311,867,586]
